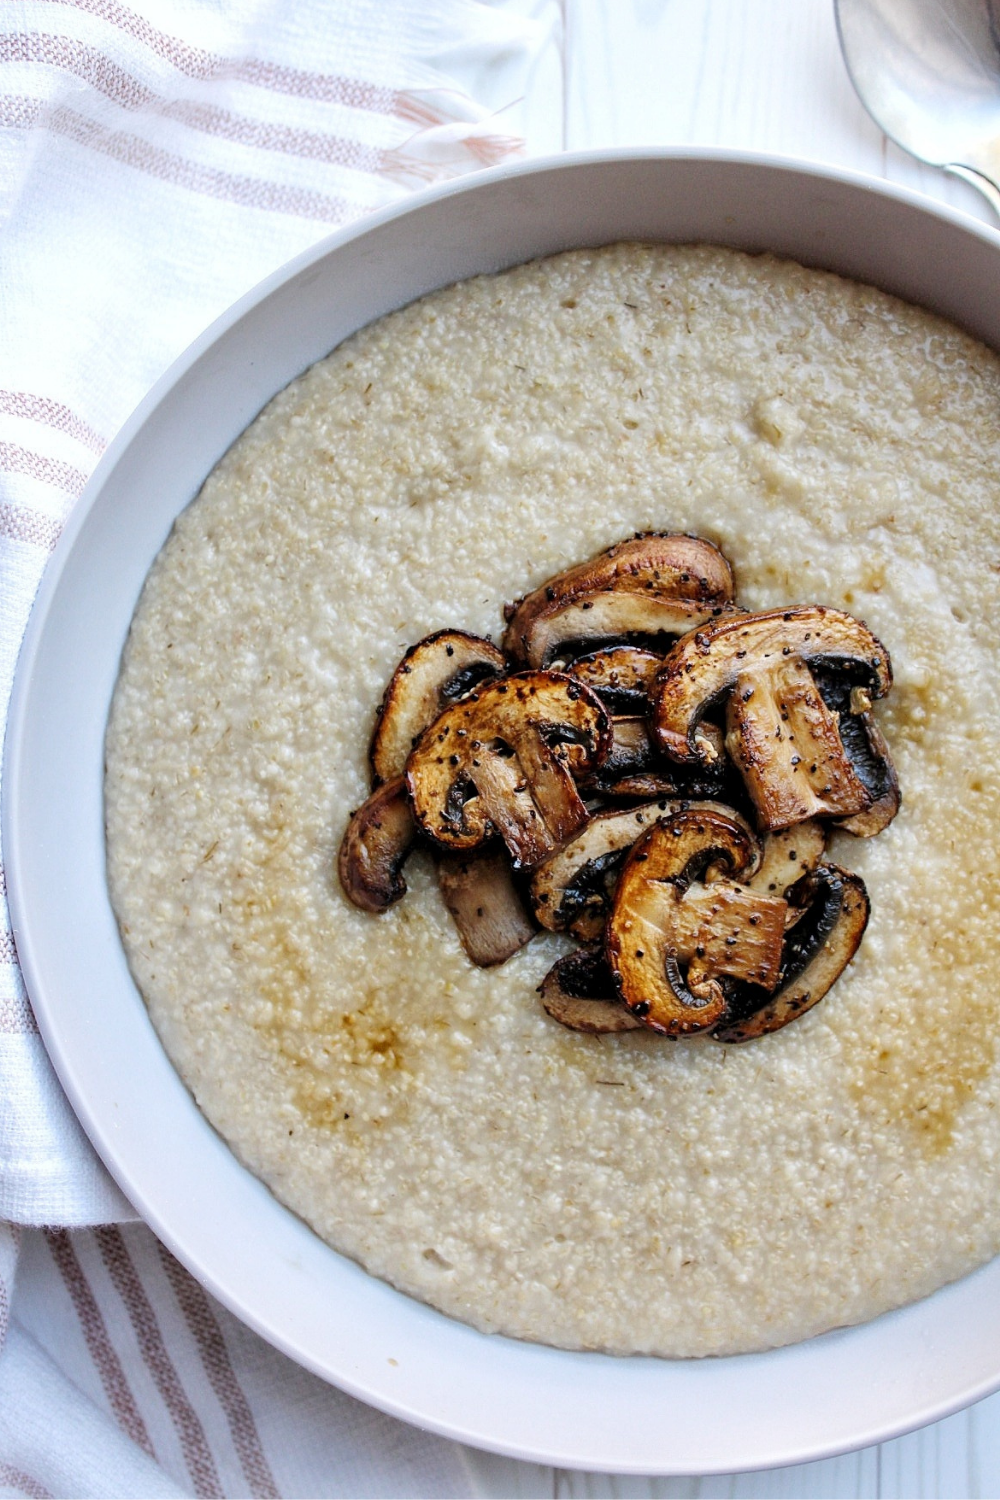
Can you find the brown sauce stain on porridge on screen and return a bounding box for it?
[837,663,1000,1156]
[849,1001,996,1157]
[228,806,412,1134]
[265,958,411,1134]
[281,997,408,1137]
[844,875,999,1156]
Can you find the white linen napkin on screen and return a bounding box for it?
[0,0,558,1491]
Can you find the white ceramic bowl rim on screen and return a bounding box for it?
[7,148,1000,1475]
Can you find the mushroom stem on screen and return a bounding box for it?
[672,879,788,990]
[436,849,536,966]
[464,738,588,868]
[725,657,871,829]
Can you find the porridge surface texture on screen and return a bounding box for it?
[105,243,1000,1357]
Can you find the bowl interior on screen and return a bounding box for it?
[7,152,1000,1474]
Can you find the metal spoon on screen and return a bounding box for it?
[835,0,1000,217]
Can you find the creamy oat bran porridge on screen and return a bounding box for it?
[105,243,1000,1357]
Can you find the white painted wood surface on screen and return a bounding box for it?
[458,2,1000,1495]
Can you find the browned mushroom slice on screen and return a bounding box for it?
[811,667,901,837]
[436,848,536,966]
[748,820,827,897]
[579,717,656,789]
[580,718,730,800]
[338,776,416,913]
[406,672,611,869]
[654,606,894,831]
[539,947,643,1033]
[714,863,869,1042]
[560,646,663,714]
[530,799,756,942]
[607,809,783,1034]
[502,533,735,667]
[370,629,506,785]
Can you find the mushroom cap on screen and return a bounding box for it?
[530,798,757,942]
[714,863,869,1042]
[560,645,664,714]
[338,776,416,913]
[653,605,893,763]
[502,533,735,667]
[405,671,612,868]
[370,629,506,785]
[607,809,771,1034]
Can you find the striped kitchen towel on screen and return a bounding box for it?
[0,1221,492,1496]
[0,0,559,1491]
[0,0,555,1225]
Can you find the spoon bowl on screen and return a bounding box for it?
[835,0,1000,217]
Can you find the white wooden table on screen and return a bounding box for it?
[455,2,1000,1495]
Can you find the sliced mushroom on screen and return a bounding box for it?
[436,848,536,966]
[654,606,894,831]
[406,673,611,869]
[502,533,735,667]
[714,863,869,1042]
[539,947,643,1033]
[748,820,827,897]
[560,646,664,714]
[370,629,506,785]
[811,666,901,836]
[579,717,656,790]
[606,809,784,1034]
[579,717,730,800]
[530,799,756,942]
[338,776,416,913]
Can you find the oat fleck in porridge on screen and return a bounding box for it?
[105,244,1000,1357]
